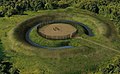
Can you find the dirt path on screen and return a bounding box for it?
[76,37,120,54]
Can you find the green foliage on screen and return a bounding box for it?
[73,0,99,13]
[44,0,53,9]
[0,60,20,74]
[0,40,20,74]
[100,56,120,74]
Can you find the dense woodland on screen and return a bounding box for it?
[0,0,119,18]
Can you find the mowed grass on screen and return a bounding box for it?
[0,8,120,74]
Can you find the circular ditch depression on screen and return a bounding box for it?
[25,20,94,49]
[37,23,77,40]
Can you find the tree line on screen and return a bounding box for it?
[0,0,71,17]
[0,0,120,18]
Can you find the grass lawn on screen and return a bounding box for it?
[0,8,120,74]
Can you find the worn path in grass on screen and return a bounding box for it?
[76,37,120,54]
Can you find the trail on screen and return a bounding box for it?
[76,37,120,54]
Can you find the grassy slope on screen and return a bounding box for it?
[0,8,120,74]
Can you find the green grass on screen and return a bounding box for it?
[0,8,120,74]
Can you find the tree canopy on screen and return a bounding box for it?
[0,0,119,17]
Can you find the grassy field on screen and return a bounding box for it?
[0,8,120,74]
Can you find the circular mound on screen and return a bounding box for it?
[38,23,77,40]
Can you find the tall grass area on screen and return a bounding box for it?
[0,8,120,74]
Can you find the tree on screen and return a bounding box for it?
[44,0,53,9]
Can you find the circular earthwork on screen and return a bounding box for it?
[25,20,94,49]
[12,13,94,49]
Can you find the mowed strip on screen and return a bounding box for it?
[76,37,120,54]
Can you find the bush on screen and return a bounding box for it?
[100,56,120,74]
